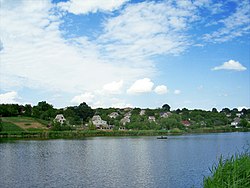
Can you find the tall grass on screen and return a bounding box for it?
[204,152,250,188]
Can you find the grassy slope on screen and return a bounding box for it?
[2,117,48,132]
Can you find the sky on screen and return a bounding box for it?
[0,0,249,110]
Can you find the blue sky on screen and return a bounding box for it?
[0,0,249,110]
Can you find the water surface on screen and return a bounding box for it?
[0,132,249,188]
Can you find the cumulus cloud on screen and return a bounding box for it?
[127,78,154,94]
[212,60,247,71]
[58,0,128,15]
[154,85,168,95]
[0,0,152,95]
[0,91,19,104]
[71,92,95,105]
[174,90,181,95]
[103,80,123,94]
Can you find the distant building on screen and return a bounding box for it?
[181,120,191,127]
[120,116,130,125]
[92,115,108,129]
[54,114,66,124]
[140,110,146,116]
[160,112,172,118]
[231,117,241,128]
[148,116,156,122]
[108,112,119,119]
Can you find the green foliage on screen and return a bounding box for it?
[162,104,171,111]
[204,152,250,188]
[239,119,249,128]
[51,121,72,131]
[75,102,94,123]
[32,101,56,120]
[0,118,3,132]
[1,121,24,132]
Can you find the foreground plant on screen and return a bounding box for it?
[204,152,250,188]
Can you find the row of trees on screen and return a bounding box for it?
[0,102,250,130]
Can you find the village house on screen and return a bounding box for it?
[140,110,146,116]
[120,116,130,125]
[108,112,119,119]
[231,117,241,128]
[160,112,172,118]
[181,120,191,127]
[148,116,156,122]
[54,114,66,124]
[92,115,109,129]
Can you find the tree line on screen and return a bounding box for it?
[0,102,250,131]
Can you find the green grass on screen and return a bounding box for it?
[204,152,250,188]
[2,122,24,132]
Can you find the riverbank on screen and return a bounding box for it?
[0,127,249,139]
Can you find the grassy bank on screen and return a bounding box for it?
[0,127,249,139]
[204,152,250,188]
[0,130,178,139]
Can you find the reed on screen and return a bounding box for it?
[204,151,250,188]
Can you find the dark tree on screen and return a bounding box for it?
[75,102,94,123]
[212,108,218,113]
[162,104,171,111]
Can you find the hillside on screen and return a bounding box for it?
[2,117,48,132]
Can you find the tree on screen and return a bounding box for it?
[24,104,32,116]
[221,108,230,114]
[0,117,3,132]
[162,104,171,111]
[32,101,55,120]
[212,108,218,113]
[75,102,94,123]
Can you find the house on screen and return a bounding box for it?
[54,114,66,124]
[108,112,119,119]
[92,115,108,129]
[231,117,241,128]
[123,107,132,112]
[120,116,130,125]
[124,111,132,117]
[140,110,146,116]
[148,116,156,122]
[181,120,191,127]
[160,112,172,118]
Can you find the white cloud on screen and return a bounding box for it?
[0,0,152,96]
[0,91,19,104]
[99,1,198,60]
[154,85,168,95]
[71,92,95,105]
[203,1,250,43]
[212,60,247,71]
[58,0,128,15]
[127,78,154,94]
[103,80,123,94]
[174,90,181,95]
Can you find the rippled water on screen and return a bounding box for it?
[0,132,249,188]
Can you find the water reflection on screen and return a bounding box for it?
[0,132,249,188]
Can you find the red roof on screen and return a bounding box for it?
[181,120,191,126]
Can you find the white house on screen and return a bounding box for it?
[231,118,241,128]
[92,115,108,129]
[148,116,156,122]
[108,112,119,119]
[54,114,66,124]
[140,110,146,116]
[120,116,130,125]
[160,112,172,118]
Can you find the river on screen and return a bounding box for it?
[0,132,249,188]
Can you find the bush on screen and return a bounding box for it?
[204,152,250,188]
